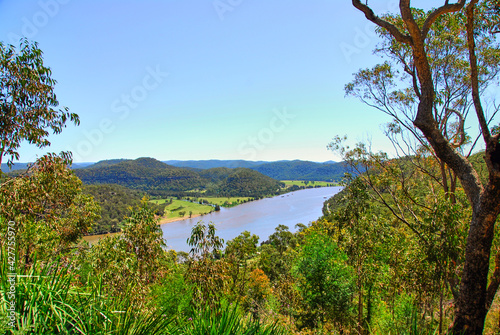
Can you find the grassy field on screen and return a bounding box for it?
[281,180,336,187]
[150,199,214,220]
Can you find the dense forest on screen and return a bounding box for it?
[3,1,500,334]
[82,184,168,234]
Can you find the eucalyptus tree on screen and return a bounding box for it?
[225,231,259,300]
[186,222,229,309]
[0,39,79,168]
[346,1,500,332]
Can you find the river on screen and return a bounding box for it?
[162,186,342,252]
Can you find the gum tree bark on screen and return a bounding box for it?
[351,1,500,333]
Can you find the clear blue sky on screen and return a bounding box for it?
[0,0,474,163]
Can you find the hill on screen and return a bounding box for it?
[164,159,266,169]
[252,160,348,181]
[74,157,282,198]
[206,168,282,197]
[74,158,204,194]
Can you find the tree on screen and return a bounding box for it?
[0,39,79,168]
[225,231,259,299]
[293,231,354,330]
[186,221,229,309]
[84,202,167,300]
[0,154,100,266]
[349,1,500,332]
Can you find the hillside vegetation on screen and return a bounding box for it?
[74,157,283,198]
[82,184,167,234]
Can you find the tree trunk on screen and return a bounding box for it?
[451,188,500,334]
[358,284,363,335]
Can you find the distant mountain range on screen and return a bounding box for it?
[165,159,348,181]
[1,162,93,172]
[3,158,349,182]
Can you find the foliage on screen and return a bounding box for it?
[186,222,230,309]
[293,232,355,330]
[152,264,193,319]
[83,203,167,301]
[225,231,259,301]
[0,248,175,335]
[83,183,166,234]
[244,269,272,319]
[175,303,286,335]
[0,39,79,168]
[0,154,100,266]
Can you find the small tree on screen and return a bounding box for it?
[293,232,355,330]
[225,231,259,299]
[186,222,229,309]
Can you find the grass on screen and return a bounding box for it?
[150,199,214,220]
[281,180,336,187]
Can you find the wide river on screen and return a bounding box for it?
[162,186,342,252]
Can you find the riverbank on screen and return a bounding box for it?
[158,213,203,225]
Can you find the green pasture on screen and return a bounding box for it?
[151,199,214,219]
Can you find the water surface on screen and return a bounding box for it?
[162,186,341,251]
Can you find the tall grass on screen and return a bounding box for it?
[176,304,286,335]
[0,249,175,334]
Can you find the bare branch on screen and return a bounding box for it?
[444,108,466,148]
[352,0,412,45]
[466,0,491,144]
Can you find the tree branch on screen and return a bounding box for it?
[466,0,491,144]
[352,0,412,45]
[422,0,467,40]
[486,250,500,310]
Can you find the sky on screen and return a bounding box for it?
[0,0,489,163]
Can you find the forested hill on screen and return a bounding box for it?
[251,160,349,181]
[165,159,349,181]
[74,157,282,197]
[164,159,266,169]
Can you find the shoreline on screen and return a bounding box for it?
[157,213,205,226]
[83,213,206,243]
